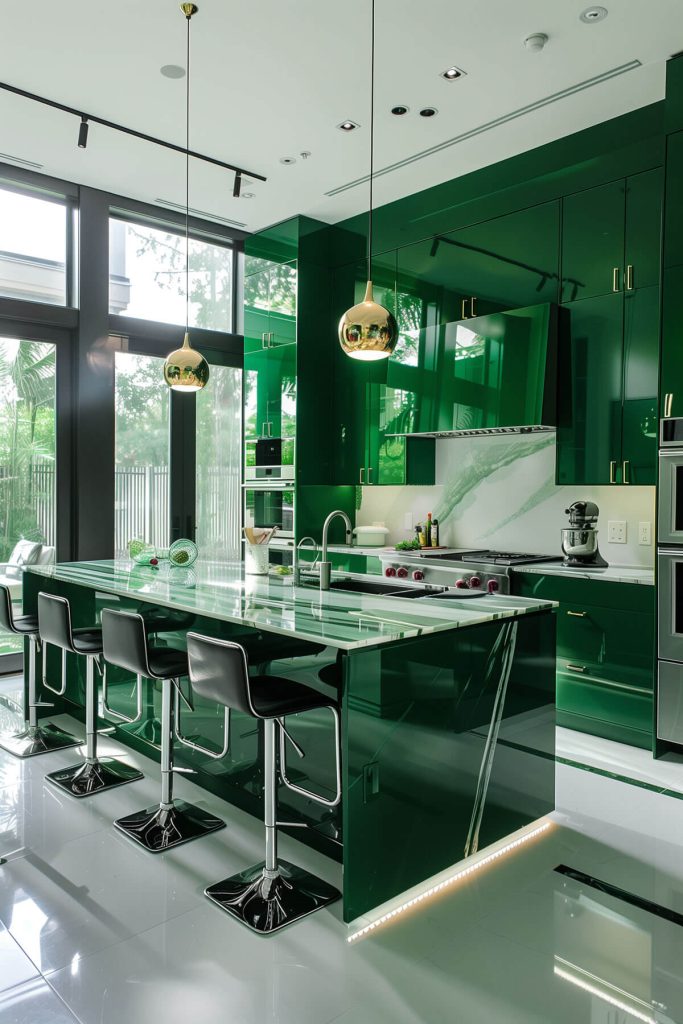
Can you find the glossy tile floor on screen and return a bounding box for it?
[1,675,683,1024]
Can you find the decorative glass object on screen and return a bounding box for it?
[169,538,198,568]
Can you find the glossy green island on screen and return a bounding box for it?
[23,560,557,922]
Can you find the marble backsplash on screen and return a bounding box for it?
[357,432,656,567]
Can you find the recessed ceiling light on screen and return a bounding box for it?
[160,64,185,79]
[280,157,296,165]
[419,107,438,118]
[441,66,465,81]
[338,120,360,132]
[580,6,608,22]
[391,105,409,116]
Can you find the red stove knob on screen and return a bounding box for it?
[469,576,482,589]
[455,578,469,589]
[412,570,425,581]
[385,566,397,577]
[487,579,499,593]
[397,566,408,578]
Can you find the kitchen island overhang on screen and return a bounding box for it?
[23,560,557,923]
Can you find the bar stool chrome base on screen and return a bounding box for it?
[205,860,340,934]
[46,757,143,798]
[114,800,225,853]
[0,723,80,759]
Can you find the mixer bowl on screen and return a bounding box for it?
[561,528,600,560]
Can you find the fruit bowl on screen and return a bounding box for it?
[169,538,198,568]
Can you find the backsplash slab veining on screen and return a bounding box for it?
[357,433,655,567]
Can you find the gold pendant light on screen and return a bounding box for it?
[338,0,397,361]
[164,3,210,392]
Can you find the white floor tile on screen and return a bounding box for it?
[0,920,39,994]
[0,978,78,1024]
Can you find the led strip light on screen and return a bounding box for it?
[347,819,551,943]
[554,957,658,1024]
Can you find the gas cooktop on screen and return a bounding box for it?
[461,551,561,566]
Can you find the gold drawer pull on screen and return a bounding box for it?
[566,610,587,618]
[665,393,674,418]
[609,460,617,484]
[625,264,634,291]
[612,267,620,292]
[566,663,588,673]
[461,298,468,320]
[623,459,630,484]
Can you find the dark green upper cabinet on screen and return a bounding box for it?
[664,130,683,270]
[561,181,626,302]
[557,294,624,485]
[397,202,559,322]
[561,169,663,302]
[660,265,683,419]
[621,285,659,484]
[624,169,663,289]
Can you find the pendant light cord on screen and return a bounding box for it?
[185,8,191,332]
[368,0,375,284]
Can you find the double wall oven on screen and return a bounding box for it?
[657,419,683,742]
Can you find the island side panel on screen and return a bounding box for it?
[341,610,556,923]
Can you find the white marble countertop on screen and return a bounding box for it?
[512,563,654,586]
[26,560,556,652]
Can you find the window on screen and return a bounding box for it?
[0,186,68,306]
[109,218,234,332]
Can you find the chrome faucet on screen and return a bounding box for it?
[293,536,320,586]
[319,510,353,591]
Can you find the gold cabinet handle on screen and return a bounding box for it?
[566,663,588,673]
[261,332,267,349]
[609,460,617,484]
[566,610,587,618]
[359,467,365,485]
[623,459,630,484]
[367,466,373,483]
[470,296,477,316]
[612,268,620,292]
[461,298,468,320]
[625,265,634,290]
[665,393,674,418]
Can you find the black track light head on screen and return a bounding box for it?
[78,117,88,149]
[233,171,242,198]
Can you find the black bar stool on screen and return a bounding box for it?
[0,584,79,758]
[101,608,225,852]
[187,632,341,934]
[38,593,144,797]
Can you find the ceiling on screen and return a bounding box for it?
[1,0,682,235]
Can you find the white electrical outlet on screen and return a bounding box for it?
[403,512,414,531]
[607,520,627,544]
[638,521,652,545]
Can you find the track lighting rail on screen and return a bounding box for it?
[0,79,267,183]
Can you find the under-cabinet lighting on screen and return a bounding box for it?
[554,958,656,1024]
[347,820,551,943]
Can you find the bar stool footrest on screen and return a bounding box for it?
[204,860,340,933]
[46,758,143,798]
[0,723,80,759]
[114,800,224,853]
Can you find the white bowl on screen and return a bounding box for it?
[353,525,390,547]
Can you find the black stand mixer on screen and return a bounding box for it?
[561,501,608,568]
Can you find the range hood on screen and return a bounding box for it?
[384,302,560,438]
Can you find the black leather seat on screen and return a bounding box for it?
[37,592,143,797]
[0,585,79,759]
[187,632,341,934]
[101,608,224,853]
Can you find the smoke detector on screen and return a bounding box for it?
[524,33,548,52]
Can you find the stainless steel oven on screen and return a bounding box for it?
[657,548,683,662]
[658,449,683,545]
[243,482,294,539]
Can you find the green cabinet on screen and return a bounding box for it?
[513,572,654,749]
[557,169,661,485]
[397,201,560,322]
[244,343,296,455]
[660,265,683,419]
[243,258,297,355]
[664,130,683,271]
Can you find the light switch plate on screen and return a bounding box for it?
[638,521,652,545]
[608,520,627,544]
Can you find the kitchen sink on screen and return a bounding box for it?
[329,579,426,597]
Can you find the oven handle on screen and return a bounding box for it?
[658,548,683,557]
